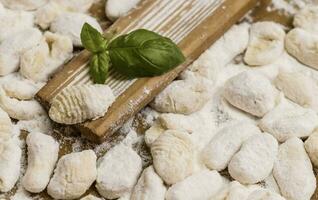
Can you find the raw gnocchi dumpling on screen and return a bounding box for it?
[246,189,286,200]
[0,107,12,140]
[47,150,97,199]
[81,195,102,200]
[223,71,278,117]
[131,166,166,200]
[50,12,103,46]
[20,31,73,82]
[259,100,318,142]
[202,121,261,171]
[0,138,21,192]
[244,21,285,66]
[0,28,42,76]
[228,133,278,184]
[105,0,140,21]
[35,0,94,29]
[227,181,262,200]
[165,170,225,200]
[144,121,165,147]
[183,23,249,81]
[273,137,316,200]
[0,9,34,41]
[0,73,43,100]
[151,130,194,185]
[293,6,318,34]
[285,28,318,69]
[151,77,211,115]
[304,130,318,168]
[0,0,48,10]
[22,132,59,193]
[274,71,318,112]
[96,144,142,199]
[49,84,115,124]
[0,88,46,120]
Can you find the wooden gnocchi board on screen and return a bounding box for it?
[37,0,259,143]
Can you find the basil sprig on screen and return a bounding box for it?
[80,23,185,83]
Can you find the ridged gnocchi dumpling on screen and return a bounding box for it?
[223,71,278,117]
[49,84,115,124]
[285,28,318,69]
[244,21,285,66]
[151,77,211,115]
[151,130,194,185]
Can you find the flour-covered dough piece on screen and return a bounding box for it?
[227,181,262,200]
[275,71,318,112]
[20,31,73,82]
[0,107,12,140]
[151,78,210,115]
[166,170,224,200]
[223,71,278,117]
[259,100,318,142]
[273,137,316,200]
[0,138,21,192]
[106,0,140,21]
[0,88,45,120]
[0,28,42,75]
[131,166,166,200]
[228,133,278,184]
[151,130,194,185]
[0,0,47,10]
[47,150,97,199]
[17,115,53,134]
[81,195,102,200]
[0,73,43,100]
[0,9,34,41]
[203,121,260,171]
[285,28,318,69]
[246,189,285,200]
[294,6,318,34]
[96,144,142,199]
[244,21,285,66]
[184,23,249,81]
[305,131,318,168]
[144,121,165,147]
[49,84,115,124]
[35,0,94,29]
[22,132,59,193]
[51,12,102,46]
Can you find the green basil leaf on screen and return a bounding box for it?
[81,23,107,53]
[89,52,110,84]
[107,29,185,77]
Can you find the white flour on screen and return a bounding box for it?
[270,0,318,14]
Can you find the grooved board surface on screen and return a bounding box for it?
[37,0,258,142]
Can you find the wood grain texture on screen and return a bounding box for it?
[37,0,258,143]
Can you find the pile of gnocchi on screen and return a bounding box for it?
[1,0,318,200]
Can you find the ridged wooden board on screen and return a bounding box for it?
[37,0,258,143]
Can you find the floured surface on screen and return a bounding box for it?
[3,0,318,199]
